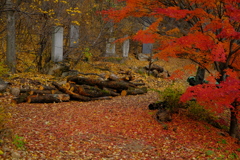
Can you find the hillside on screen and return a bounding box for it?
[1,56,240,159]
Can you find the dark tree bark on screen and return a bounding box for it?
[20,89,62,94]
[14,76,147,103]
[188,66,206,86]
[27,94,70,103]
[195,66,205,85]
[126,87,147,95]
[69,83,120,97]
[229,101,239,139]
[52,81,91,101]
[144,64,164,73]
[6,0,16,73]
[12,93,30,103]
[67,76,136,90]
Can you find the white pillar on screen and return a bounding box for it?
[69,25,79,48]
[106,37,116,56]
[52,26,63,62]
[122,35,129,57]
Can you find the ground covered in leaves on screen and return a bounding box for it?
[3,91,240,159]
[1,57,240,159]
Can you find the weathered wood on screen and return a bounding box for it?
[77,72,108,79]
[27,94,70,103]
[12,93,30,103]
[20,88,32,93]
[145,64,164,73]
[126,87,147,95]
[92,96,112,100]
[20,89,62,95]
[52,81,91,101]
[14,75,148,103]
[68,83,119,97]
[67,76,136,90]
[129,82,145,86]
[30,90,63,95]
[108,73,120,81]
[121,90,127,96]
[109,72,134,82]
[38,85,56,90]
[10,87,20,97]
[102,87,119,96]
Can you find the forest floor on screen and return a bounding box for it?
[1,56,240,159]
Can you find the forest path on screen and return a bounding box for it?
[6,91,240,159]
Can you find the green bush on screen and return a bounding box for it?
[160,85,185,113]
[13,135,26,150]
[186,101,216,122]
[83,47,92,62]
[158,85,219,127]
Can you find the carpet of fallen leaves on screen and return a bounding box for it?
[1,57,240,159]
[3,90,240,159]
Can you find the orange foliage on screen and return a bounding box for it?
[102,0,240,128]
[6,93,240,159]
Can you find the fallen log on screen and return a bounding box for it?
[68,83,120,97]
[52,82,91,101]
[27,94,70,103]
[13,75,148,103]
[20,89,62,95]
[12,93,30,103]
[38,85,56,90]
[91,96,112,101]
[102,87,119,96]
[67,76,136,90]
[144,64,164,73]
[124,87,147,95]
[19,88,32,93]
[108,74,135,82]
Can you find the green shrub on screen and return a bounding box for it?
[160,85,185,113]
[186,101,216,122]
[83,47,92,62]
[157,85,219,127]
[13,135,26,150]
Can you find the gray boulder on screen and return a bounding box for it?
[0,78,9,92]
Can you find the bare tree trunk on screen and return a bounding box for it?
[6,0,16,73]
[195,66,205,84]
[229,101,239,139]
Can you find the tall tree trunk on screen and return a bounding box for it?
[37,34,47,72]
[6,0,16,73]
[195,66,205,84]
[229,101,239,139]
[142,18,153,54]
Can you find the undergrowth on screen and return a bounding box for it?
[0,62,8,76]
[0,104,10,147]
[156,84,226,130]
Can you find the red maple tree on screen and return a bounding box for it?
[102,0,240,137]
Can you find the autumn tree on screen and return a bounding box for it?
[103,0,240,138]
[3,0,17,73]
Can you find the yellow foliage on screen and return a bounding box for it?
[166,28,181,37]
[0,104,10,138]
[0,62,8,76]
[71,21,80,26]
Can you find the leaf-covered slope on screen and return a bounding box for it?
[5,91,240,159]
